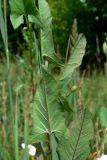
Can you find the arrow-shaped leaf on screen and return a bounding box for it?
[32,67,66,142]
[9,0,41,29]
[58,110,93,160]
[38,0,62,66]
[60,34,86,80]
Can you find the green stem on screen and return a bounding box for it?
[14,90,19,160]
[65,36,71,63]
[3,0,14,136]
[3,0,15,158]
[42,74,52,160]
[26,17,36,97]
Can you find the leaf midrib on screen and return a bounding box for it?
[72,110,86,160]
[43,78,52,135]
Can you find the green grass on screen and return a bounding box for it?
[0,59,34,160]
[81,71,107,157]
[82,72,107,113]
[1,59,107,159]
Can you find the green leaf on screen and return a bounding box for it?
[9,0,41,29]
[60,34,86,80]
[99,106,107,127]
[32,67,66,143]
[58,110,93,160]
[59,95,73,112]
[0,0,5,45]
[51,134,59,160]
[10,14,24,29]
[38,0,62,65]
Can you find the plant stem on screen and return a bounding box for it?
[3,1,16,159]
[65,36,71,63]
[3,0,14,138]
[14,90,19,160]
[26,19,36,99]
[42,77,52,160]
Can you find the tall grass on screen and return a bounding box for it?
[82,72,107,157]
[0,0,15,159]
[82,72,107,113]
[0,1,32,159]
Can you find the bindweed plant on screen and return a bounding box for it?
[0,0,94,160]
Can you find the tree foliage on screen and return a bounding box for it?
[48,0,107,54]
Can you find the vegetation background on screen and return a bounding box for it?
[0,0,107,160]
